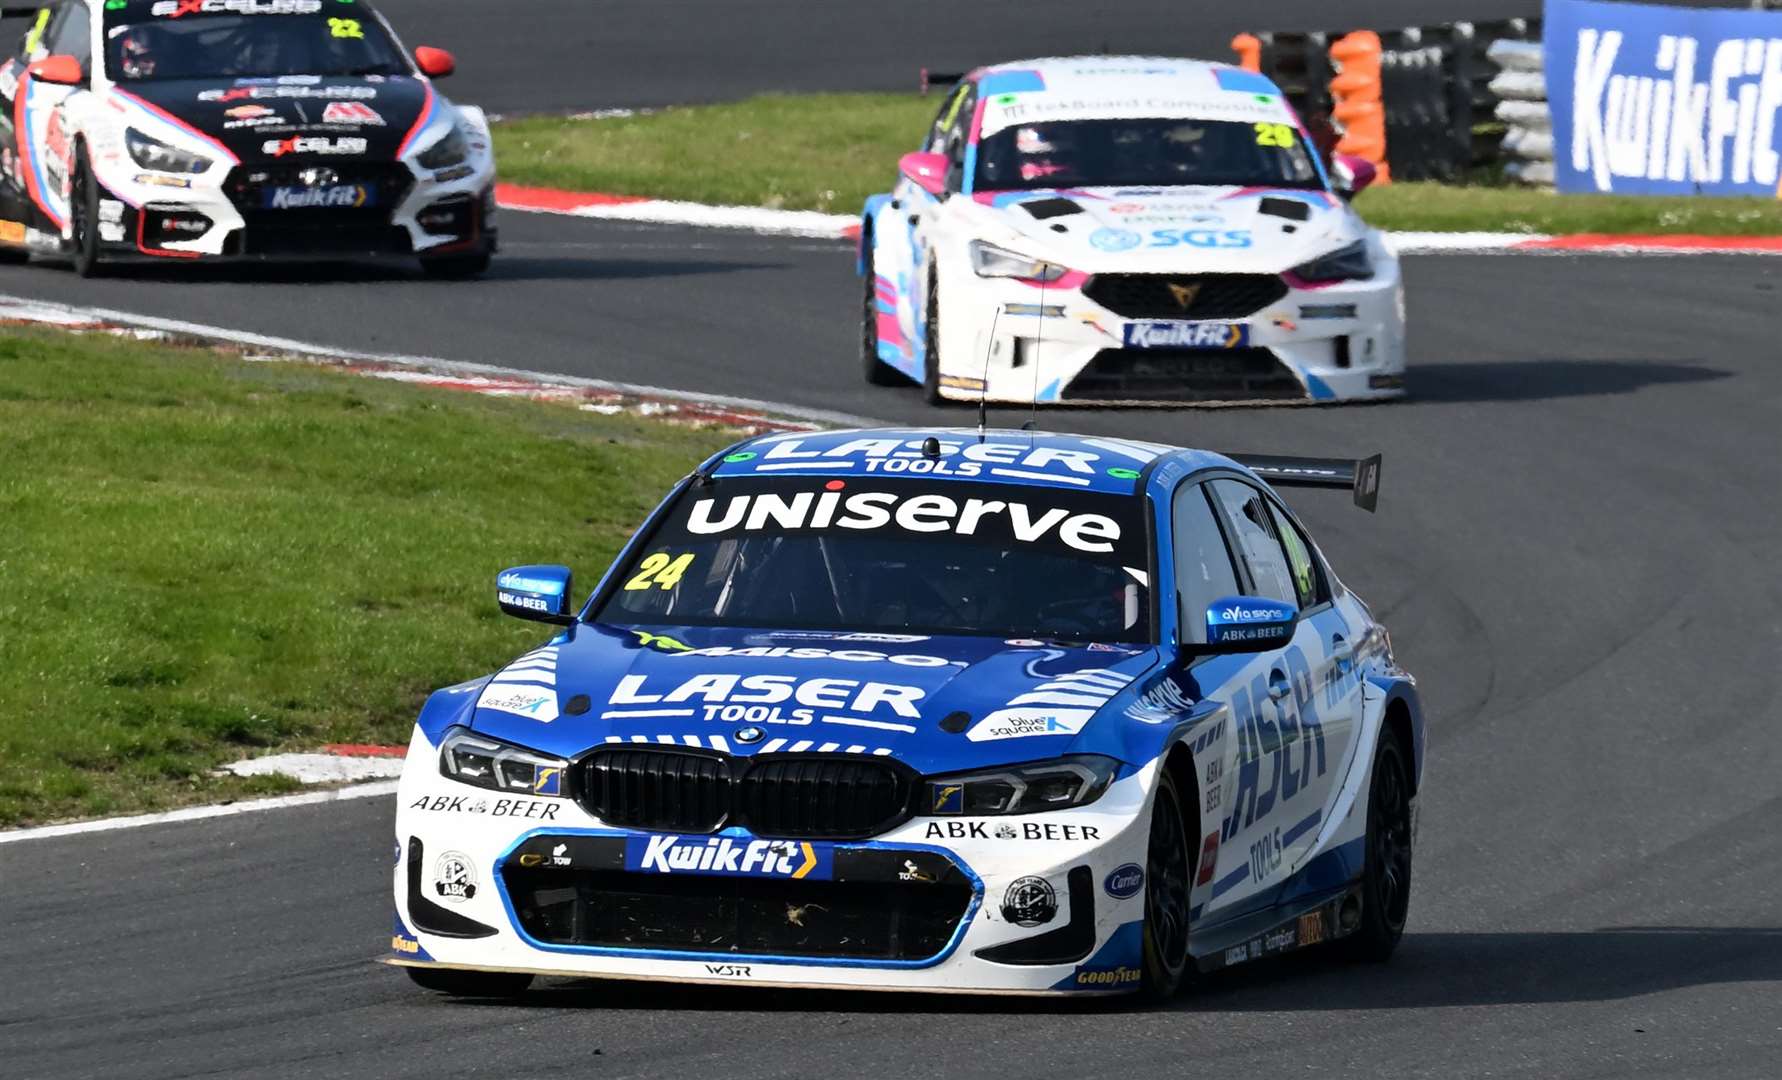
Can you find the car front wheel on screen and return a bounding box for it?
[1138,767,1194,1000]
[69,143,104,279]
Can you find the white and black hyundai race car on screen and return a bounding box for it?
[0,0,496,276]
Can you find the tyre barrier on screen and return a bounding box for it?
[1235,18,1541,182]
[1487,39,1553,188]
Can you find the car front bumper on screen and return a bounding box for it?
[922,253,1406,406]
[82,156,497,262]
[390,731,1160,996]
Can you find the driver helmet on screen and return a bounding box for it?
[117,29,157,79]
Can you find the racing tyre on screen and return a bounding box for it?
[420,251,492,279]
[1338,732,1413,962]
[404,966,534,998]
[859,238,901,386]
[1138,766,1194,1001]
[921,270,945,406]
[69,145,105,279]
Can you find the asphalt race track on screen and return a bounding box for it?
[1,215,1779,1079]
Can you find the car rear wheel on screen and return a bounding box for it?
[1338,731,1413,962]
[404,965,534,998]
[1138,767,1194,1001]
[69,144,104,279]
[860,237,902,386]
[420,251,492,279]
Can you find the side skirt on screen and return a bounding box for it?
[1190,882,1362,974]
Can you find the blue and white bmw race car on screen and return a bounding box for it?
[859,57,1406,405]
[390,428,1424,999]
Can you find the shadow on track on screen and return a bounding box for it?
[432,926,1781,1016]
[1409,359,1732,403]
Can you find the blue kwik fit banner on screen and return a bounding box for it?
[1547,0,1782,195]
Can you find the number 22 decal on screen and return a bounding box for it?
[1254,122,1295,148]
[624,552,694,591]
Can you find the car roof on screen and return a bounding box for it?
[965,55,1295,140]
[707,427,1235,496]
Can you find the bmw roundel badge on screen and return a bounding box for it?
[736,726,765,744]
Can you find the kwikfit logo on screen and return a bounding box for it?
[1571,29,1782,190]
[267,185,366,209]
[1123,322,1240,349]
[626,835,826,879]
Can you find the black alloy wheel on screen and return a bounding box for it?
[69,143,104,278]
[1139,767,1194,1000]
[1339,732,1413,961]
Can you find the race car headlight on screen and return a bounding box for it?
[969,240,1069,282]
[924,754,1120,816]
[124,128,210,174]
[1289,239,1374,283]
[438,726,568,795]
[416,126,469,170]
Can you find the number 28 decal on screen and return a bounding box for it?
[624,552,695,591]
[1254,122,1295,148]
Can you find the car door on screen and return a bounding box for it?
[1204,477,1359,898]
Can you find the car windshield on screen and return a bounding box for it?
[104,12,406,82]
[597,477,1154,643]
[974,117,1321,191]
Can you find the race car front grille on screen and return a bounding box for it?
[1081,273,1289,320]
[503,846,973,962]
[577,747,916,839]
[222,163,415,256]
[1064,347,1308,403]
[583,748,733,833]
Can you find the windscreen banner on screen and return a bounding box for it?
[1546,0,1782,195]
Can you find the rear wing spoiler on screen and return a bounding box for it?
[919,68,966,96]
[1228,453,1382,512]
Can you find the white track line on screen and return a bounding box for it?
[0,781,398,845]
[0,293,882,429]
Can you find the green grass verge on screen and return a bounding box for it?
[493,93,1782,234]
[0,330,733,827]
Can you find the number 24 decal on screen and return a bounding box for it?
[1254,122,1295,148]
[624,552,694,591]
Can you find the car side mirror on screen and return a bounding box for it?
[1331,153,1377,200]
[414,46,456,79]
[1202,595,1298,653]
[28,54,82,86]
[497,565,575,624]
[898,151,950,198]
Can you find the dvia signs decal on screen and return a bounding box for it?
[1547,0,1782,195]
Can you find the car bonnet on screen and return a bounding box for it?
[465,623,1163,775]
[111,74,438,164]
[968,186,1361,273]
